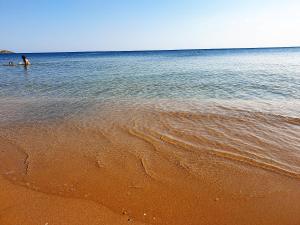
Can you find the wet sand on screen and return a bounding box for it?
[0,101,300,225]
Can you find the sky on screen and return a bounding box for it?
[1,0,300,52]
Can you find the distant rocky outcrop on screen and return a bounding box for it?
[0,50,14,54]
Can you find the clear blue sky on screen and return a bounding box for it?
[1,0,300,52]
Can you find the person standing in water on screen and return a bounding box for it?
[22,55,31,66]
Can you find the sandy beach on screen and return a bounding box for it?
[2,0,300,222]
[1,100,299,225]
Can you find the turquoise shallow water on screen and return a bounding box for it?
[0,47,300,122]
[1,48,300,100]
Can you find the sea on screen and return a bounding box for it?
[0,47,300,178]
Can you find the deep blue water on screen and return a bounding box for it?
[1,47,300,101]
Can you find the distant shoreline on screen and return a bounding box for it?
[0,50,14,54]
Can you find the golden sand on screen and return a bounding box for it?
[0,102,300,225]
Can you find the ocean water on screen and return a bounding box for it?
[0,48,300,99]
[0,48,300,179]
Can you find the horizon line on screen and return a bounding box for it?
[6,45,300,54]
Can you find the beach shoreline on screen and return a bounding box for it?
[1,100,299,225]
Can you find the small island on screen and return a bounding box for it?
[0,50,14,54]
